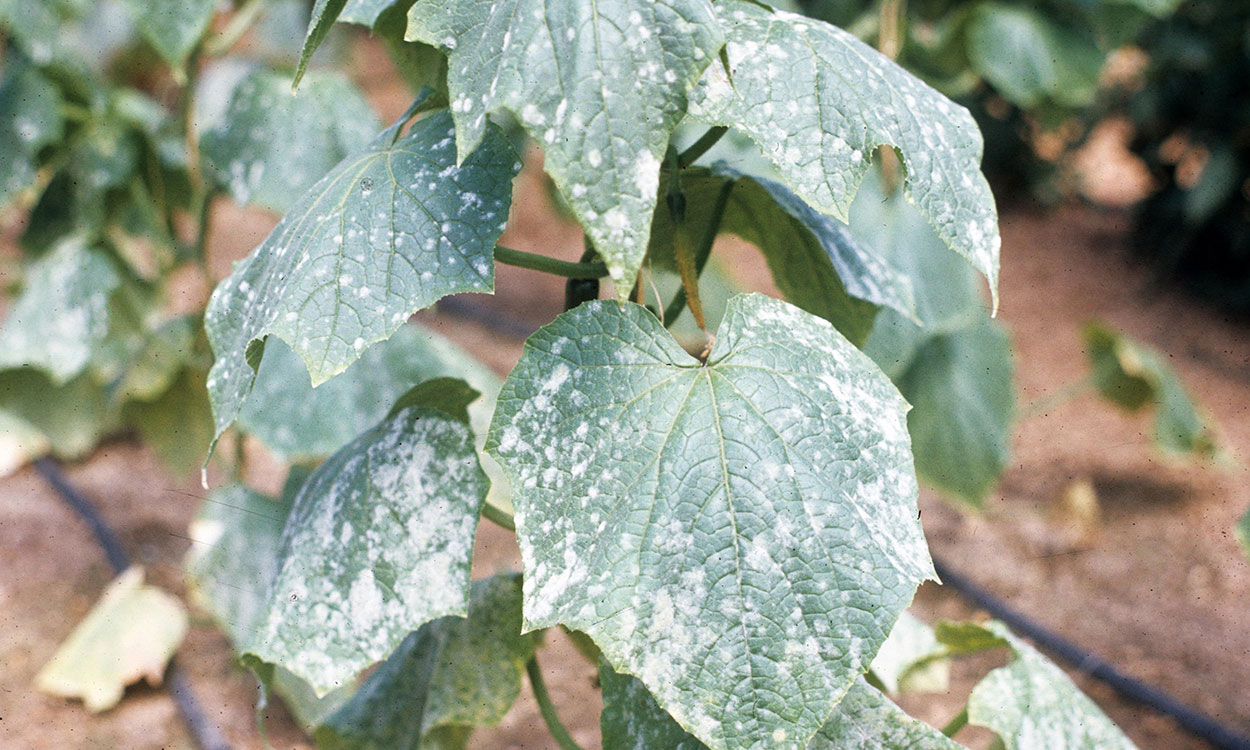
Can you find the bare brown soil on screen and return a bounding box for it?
[2,36,1249,750]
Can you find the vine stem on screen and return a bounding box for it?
[678,126,728,168]
[495,245,608,278]
[203,0,267,57]
[1018,375,1095,421]
[481,502,516,531]
[941,706,968,737]
[526,656,586,750]
[663,179,735,326]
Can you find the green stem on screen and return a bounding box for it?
[1019,374,1095,421]
[678,126,728,168]
[941,706,968,738]
[481,502,516,531]
[495,245,608,278]
[663,179,734,326]
[204,0,267,57]
[526,656,585,750]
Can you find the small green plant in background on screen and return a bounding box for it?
[0,1,1232,748]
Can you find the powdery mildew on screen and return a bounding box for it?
[246,405,488,695]
[688,0,1001,306]
[203,111,520,441]
[488,294,935,750]
[406,0,724,300]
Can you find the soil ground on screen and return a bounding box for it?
[2,37,1249,750]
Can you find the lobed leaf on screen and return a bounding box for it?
[406,0,724,299]
[648,165,916,346]
[688,0,1000,305]
[0,64,63,209]
[316,574,539,749]
[119,0,217,73]
[601,665,961,750]
[200,68,380,213]
[203,110,520,444]
[488,293,933,750]
[243,383,489,695]
[963,622,1138,749]
[0,240,122,385]
[35,567,188,713]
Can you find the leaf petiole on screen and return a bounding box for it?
[527,656,586,750]
[495,245,609,278]
[662,179,735,326]
[678,126,728,168]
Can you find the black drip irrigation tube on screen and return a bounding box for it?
[437,298,1250,750]
[34,458,232,750]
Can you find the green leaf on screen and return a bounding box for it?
[237,323,499,462]
[688,0,1000,305]
[112,317,198,403]
[0,0,76,64]
[933,620,1010,655]
[406,0,724,300]
[601,667,960,750]
[0,369,115,459]
[648,166,916,346]
[487,293,933,750]
[893,317,1015,508]
[0,64,63,208]
[35,567,188,713]
[1082,322,1220,459]
[0,240,122,385]
[869,611,949,695]
[316,574,539,750]
[120,0,217,73]
[340,0,404,27]
[203,110,520,445]
[600,660,709,750]
[123,367,216,478]
[243,385,489,695]
[295,0,352,89]
[200,68,380,213]
[965,621,1138,749]
[965,4,1104,110]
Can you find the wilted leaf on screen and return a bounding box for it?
[1083,322,1220,459]
[35,567,188,712]
[316,574,539,749]
[488,293,933,750]
[204,110,519,444]
[200,68,380,213]
[689,0,1000,304]
[243,381,489,694]
[406,0,724,299]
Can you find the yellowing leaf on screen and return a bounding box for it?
[35,567,188,712]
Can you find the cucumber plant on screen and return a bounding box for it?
[3,1,1150,748]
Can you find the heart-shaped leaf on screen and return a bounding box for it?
[488,293,933,750]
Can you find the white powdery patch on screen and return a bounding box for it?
[249,407,487,694]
